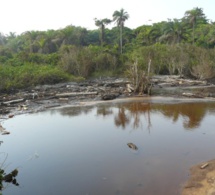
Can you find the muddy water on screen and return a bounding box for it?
[1,97,215,195]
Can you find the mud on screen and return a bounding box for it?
[182,159,215,195]
[1,76,215,118]
[0,77,129,118]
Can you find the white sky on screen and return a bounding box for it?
[1,0,215,35]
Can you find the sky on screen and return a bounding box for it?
[1,0,215,35]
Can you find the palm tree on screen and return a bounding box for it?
[160,19,188,44]
[112,8,129,54]
[6,32,16,41]
[21,31,38,53]
[149,22,165,44]
[184,7,207,44]
[94,18,112,46]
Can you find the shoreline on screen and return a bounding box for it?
[1,77,215,194]
[182,159,215,195]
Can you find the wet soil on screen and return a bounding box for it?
[1,76,215,118]
[0,77,130,118]
[182,159,215,195]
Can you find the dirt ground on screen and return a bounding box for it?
[182,159,215,195]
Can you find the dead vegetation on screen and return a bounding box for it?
[0,76,215,118]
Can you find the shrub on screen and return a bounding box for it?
[0,63,80,92]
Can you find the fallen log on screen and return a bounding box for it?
[126,84,134,93]
[182,92,204,98]
[2,98,25,105]
[58,98,69,101]
[200,163,209,169]
[55,92,98,97]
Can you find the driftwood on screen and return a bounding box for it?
[0,76,214,116]
[98,81,129,87]
[200,163,209,169]
[182,93,204,98]
[0,124,10,135]
[126,84,134,93]
[152,76,207,87]
[55,92,98,97]
[2,98,25,105]
[58,98,69,101]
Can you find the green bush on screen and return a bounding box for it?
[0,63,81,92]
[4,52,60,66]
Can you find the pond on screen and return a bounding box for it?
[1,97,215,195]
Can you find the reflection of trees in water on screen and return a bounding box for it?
[96,106,113,117]
[125,102,151,130]
[56,101,215,130]
[105,102,215,131]
[114,107,130,129]
[60,105,113,117]
[183,105,204,129]
[129,103,152,129]
[154,103,211,129]
[114,102,151,130]
[57,105,95,117]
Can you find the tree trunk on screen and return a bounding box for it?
[120,23,123,54]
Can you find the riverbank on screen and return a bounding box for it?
[182,159,215,195]
[1,75,215,117]
[1,76,215,194]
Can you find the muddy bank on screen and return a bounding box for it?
[1,76,215,119]
[0,77,130,118]
[182,159,215,195]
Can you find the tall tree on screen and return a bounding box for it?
[160,19,188,44]
[149,22,165,44]
[184,7,207,44]
[112,8,129,54]
[133,25,152,46]
[94,18,112,46]
[21,31,39,53]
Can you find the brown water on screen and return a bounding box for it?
[1,97,215,195]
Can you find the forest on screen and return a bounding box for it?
[1,7,215,92]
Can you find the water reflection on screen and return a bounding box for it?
[153,102,211,129]
[50,105,94,117]
[58,100,215,130]
[96,106,113,117]
[2,98,215,195]
[115,102,152,130]
[115,107,130,129]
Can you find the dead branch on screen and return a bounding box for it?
[55,92,98,97]
[2,98,25,105]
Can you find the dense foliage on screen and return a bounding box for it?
[1,7,215,92]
